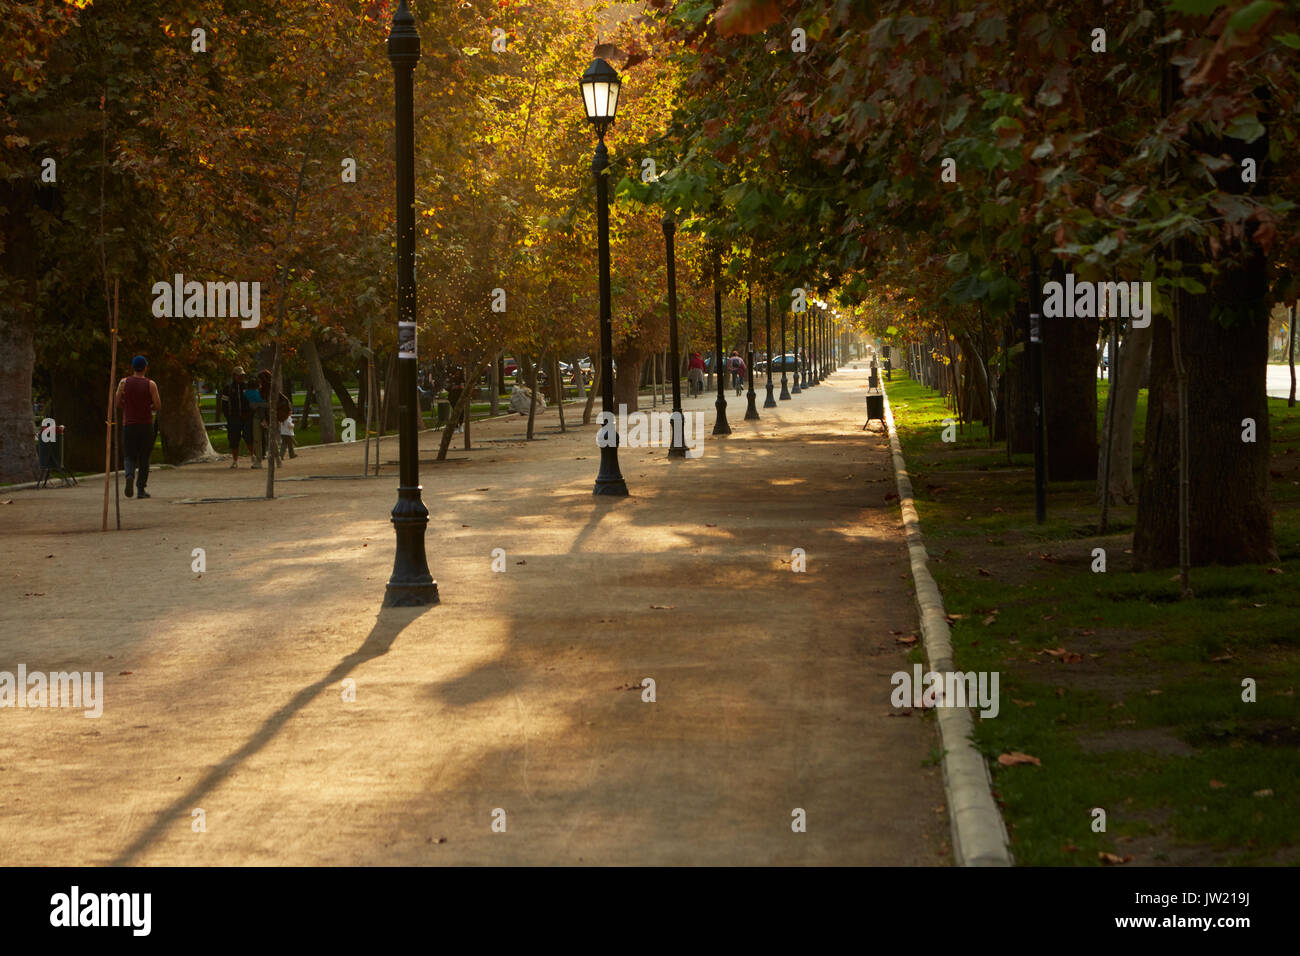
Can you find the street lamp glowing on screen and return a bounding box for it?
[580,59,621,137]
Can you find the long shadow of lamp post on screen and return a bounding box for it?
[581,58,628,496]
[712,245,731,435]
[383,0,438,607]
[663,213,687,458]
[744,286,760,420]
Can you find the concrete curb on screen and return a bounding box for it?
[881,387,1013,867]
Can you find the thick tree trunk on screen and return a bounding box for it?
[301,336,336,443]
[1134,280,1275,568]
[153,360,217,464]
[1043,307,1099,481]
[613,346,644,413]
[0,312,38,483]
[1101,322,1151,503]
[322,363,360,421]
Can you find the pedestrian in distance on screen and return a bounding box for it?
[221,366,258,467]
[688,351,705,397]
[730,350,746,396]
[115,355,161,499]
[243,374,268,468]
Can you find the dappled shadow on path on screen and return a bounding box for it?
[109,604,431,865]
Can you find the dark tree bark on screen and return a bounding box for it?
[1134,276,1276,567]
[321,363,360,421]
[153,360,217,464]
[1042,304,1099,481]
[613,345,645,413]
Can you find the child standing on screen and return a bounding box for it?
[278,410,297,462]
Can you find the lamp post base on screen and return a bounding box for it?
[745,387,759,420]
[779,375,791,400]
[763,381,777,408]
[713,395,731,435]
[594,444,629,495]
[383,485,438,607]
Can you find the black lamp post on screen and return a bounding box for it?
[712,247,730,435]
[744,287,759,420]
[663,213,687,458]
[779,299,791,400]
[792,306,802,393]
[804,304,816,387]
[383,0,438,608]
[763,293,777,408]
[581,58,629,495]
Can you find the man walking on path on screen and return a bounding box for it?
[221,367,258,467]
[115,355,161,499]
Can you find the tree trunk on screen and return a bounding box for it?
[1101,322,1150,503]
[525,349,542,441]
[613,345,644,413]
[1004,307,1034,455]
[1043,304,1099,481]
[583,362,600,425]
[0,311,38,483]
[322,363,360,422]
[379,352,399,433]
[488,351,499,417]
[1134,280,1276,568]
[553,354,565,433]
[437,358,491,461]
[301,336,336,443]
[153,360,217,464]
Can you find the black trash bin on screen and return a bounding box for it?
[863,392,885,431]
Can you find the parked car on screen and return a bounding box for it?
[754,353,799,373]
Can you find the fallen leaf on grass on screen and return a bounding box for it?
[1253,789,1273,798]
[1011,699,1036,708]
[982,612,998,626]
[945,613,964,625]
[1041,647,1069,657]
[1209,779,1226,789]
[1062,844,1080,853]
[1268,567,1284,574]
[977,568,992,577]
[1099,852,1133,865]
[1209,653,1235,663]
[997,751,1041,767]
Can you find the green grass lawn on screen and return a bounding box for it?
[886,370,1300,865]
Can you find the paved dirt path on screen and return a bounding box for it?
[0,364,948,864]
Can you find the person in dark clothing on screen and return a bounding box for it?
[115,355,161,499]
[221,367,257,467]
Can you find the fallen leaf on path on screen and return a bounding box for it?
[649,604,675,610]
[977,568,992,576]
[515,560,526,565]
[997,751,1041,767]
[118,671,132,676]
[1099,852,1132,865]
[885,492,899,501]
[896,635,918,645]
